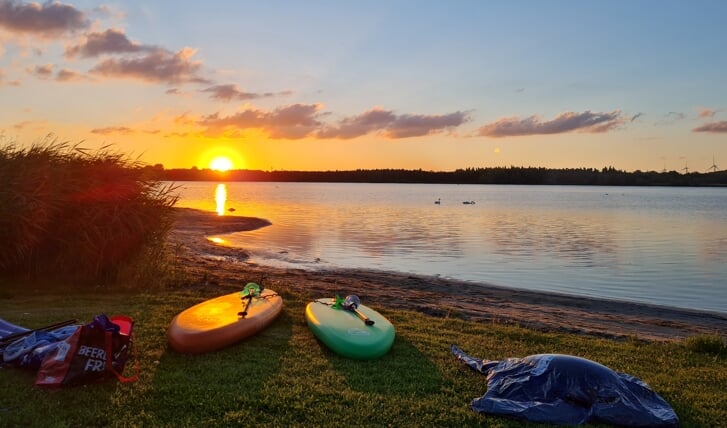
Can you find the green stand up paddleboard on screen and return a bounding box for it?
[305,295,395,360]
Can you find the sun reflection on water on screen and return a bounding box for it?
[215,183,227,215]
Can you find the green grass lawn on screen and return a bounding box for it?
[1,281,725,427]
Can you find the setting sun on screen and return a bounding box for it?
[210,156,234,172]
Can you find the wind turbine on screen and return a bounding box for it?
[708,156,718,173]
[681,161,689,174]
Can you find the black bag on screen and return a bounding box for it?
[35,314,138,386]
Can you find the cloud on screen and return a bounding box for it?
[653,111,689,127]
[200,84,291,102]
[25,63,84,82]
[27,63,53,78]
[692,121,727,133]
[91,124,162,135]
[91,126,135,135]
[630,112,644,122]
[65,28,150,58]
[199,103,325,139]
[318,108,470,139]
[89,47,209,85]
[698,108,716,118]
[0,0,89,37]
[386,112,470,138]
[477,110,626,137]
[0,69,20,86]
[10,119,48,131]
[317,108,396,139]
[55,67,83,81]
[667,111,686,120]
[198,105,470,140]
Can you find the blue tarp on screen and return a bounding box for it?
[1,319,80,369]
[452,345,678,427]
[0,318,29,339]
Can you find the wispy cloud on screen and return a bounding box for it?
[0,69,20,86]
[91,126,135,135]
[630,112,644,122]
[26,63,53,79]
[198,105,470,140]
[477,110,626,138]
[317,108,396,139]
[55,68,84,82]
[11,119,47,131]
[318,108,470,139]
[0,0,89,37]
[89,47,209,85]
[25,63,86,82]
[201,84,292,102]
[384,111,470,138]
[655,111,687,126]
[65,28,151,58]
[90,126,161,135]
[692,121,727,133]
[698,107,716,118]
[199,104,325,139]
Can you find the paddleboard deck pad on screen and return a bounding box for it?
[168,286,283,354]
[305,296,395,359]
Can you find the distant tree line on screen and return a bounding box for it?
[147,165,727,186]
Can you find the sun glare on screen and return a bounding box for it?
[210,156,234,172]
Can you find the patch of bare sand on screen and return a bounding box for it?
[168,208,727,342]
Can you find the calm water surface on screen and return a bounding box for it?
[174,182,727,314]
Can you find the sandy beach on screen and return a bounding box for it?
[169,208,727,342]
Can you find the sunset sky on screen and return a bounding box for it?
[1,1,725,172]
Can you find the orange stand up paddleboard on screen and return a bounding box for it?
[168,283,283,354]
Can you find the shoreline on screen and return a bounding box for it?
[168,208,727,342]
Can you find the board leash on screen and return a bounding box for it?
[237,282,279,318]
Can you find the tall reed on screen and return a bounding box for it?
[0,137,178,283]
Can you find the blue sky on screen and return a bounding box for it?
[1,0,725,172]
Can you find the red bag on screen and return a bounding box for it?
[35,314,138,386]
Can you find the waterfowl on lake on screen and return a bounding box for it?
[434,198,441,204]
[462,201,475,205]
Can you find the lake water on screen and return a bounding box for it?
[173,182,727,314]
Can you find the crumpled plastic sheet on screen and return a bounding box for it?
[0,318,29,338]
[452,345,678,427]
[3,325,80,369]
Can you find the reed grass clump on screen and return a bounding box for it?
[0,138,178,283]
[685,334,727,357]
